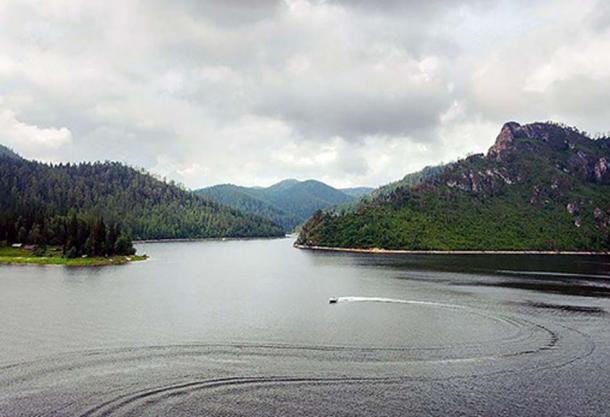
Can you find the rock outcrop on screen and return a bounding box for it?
[594,157,609,183]
[298,121,610,251]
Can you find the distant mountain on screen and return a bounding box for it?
[263,180,356,222]
[196,179,359,231]
[265,179,301,194]
[340,187,374,198]
[298,122,610,251]
[195,184,301,232]
[0,151,284,243]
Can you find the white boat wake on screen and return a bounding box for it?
[333,296,459,309]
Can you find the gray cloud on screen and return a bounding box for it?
[0,0,609,188]
[256,81,449,139]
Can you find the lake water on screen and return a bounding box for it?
[1,238,609,416]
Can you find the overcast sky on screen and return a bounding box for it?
[1,0,609,188]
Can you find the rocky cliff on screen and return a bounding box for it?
[297,122,610,251]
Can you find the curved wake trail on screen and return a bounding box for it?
[0,296,593,417]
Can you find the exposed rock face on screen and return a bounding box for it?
[440,168,511,194]
[485,122,610,185]
[567,202,580,215]
[567,154,610,183]
[568,151,591,180]
[487,121,576,161]
[487,122,521,161]
[593,207,610,230]
[434,153,517,195]
[425,122,610,198]
[594,157,609,183]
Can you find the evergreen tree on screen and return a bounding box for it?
[17,226,27,243]
[29,224,42,245]
[115,233,135,255]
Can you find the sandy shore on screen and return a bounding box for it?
[294,244,610,256]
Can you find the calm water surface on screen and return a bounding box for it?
[1,238,609,416]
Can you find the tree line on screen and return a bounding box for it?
[0,152,284,249]
[0,212,135,257]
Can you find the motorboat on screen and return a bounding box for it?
[328,297,338,304]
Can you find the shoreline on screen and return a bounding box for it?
[0,245,148,267]
[294,244,610,256]
[0,255,148,267]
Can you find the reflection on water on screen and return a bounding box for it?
[0,238,609,416]
[518,301,606,315]
[458,279,610,298]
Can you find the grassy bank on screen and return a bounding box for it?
[0,246,147,266]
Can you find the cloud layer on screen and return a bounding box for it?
[1,0,609,187]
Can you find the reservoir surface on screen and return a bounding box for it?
[1,238,609,416]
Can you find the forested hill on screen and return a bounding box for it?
[196,184,302,232]
[297,122,610,251]
[340,187,375,198]
[0,144,21,160]
[0,152,284,242]
[195,179,363,232]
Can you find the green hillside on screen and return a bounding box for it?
[0,144,22,160]
[196,179,357,232]
[0,153,284,245]
[339,187,374,198]
[297,122,610,251]
[195,184,301,232]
